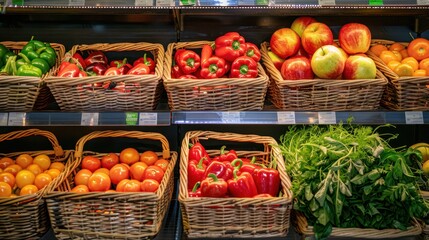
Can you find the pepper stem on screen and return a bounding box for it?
[18,53,30,64]
[207,173,219,182]
[230,158,243,170]
[197,157,205,169]
[219,145,227,155]
[192,182,201,192]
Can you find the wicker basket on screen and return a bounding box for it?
[45,42,164,111]
[293,211,422,239]
[367,39,429,110]
[45,130,177,240]
[163,41,269,110]
[0,41,65,111]
[178,130,293,238]
[0,129,71,240]
[260,41,388,111]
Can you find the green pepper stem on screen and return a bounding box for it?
[231,158,243,170]
[208,173,219,182]
[197,157,205,169]
[233,168,239,179]
[219,145,227,155]
[192,182,201,192]
[18,53,30,64]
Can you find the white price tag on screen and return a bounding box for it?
[318,112,336,124]
[135,0,153,6]
[81,113,99,126]
[221,112,241,123]
[69,0,85,6]
[277,111,296,124]
[417,0,429,5]
[156,0,175,6]
[318,0,335,5]
[405,111,424,124]
[0,113,7,126]
[8,112,26,126]
[139,113,158,125]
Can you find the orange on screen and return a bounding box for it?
[19,184,38,196]
[0,172,15,188]
[4,164,22,176]
[370,44,388,57]
[94,168,110,176]
[49,162,65,172]
[413,69,426,76]
[389,42,405,52]
[0,182,12,197]
[391,50,403,62]
[0,157,14,169]
[71,185,89,193]
[16,154,33,169]
[387,60,401,71]
[140,151,159,166]
[119,148,140,165]
[400,49,409,59]
[15,170,36,189]
[26,164,43,176]
[380,50,399,64]
[33,154,51,171]
[74,169,92,186]
[394,63,414,77]
[46,168,61,179]
[419,58,429,70]
[34,173,53,190]
[401,57,419,71]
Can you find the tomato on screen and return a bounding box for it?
[81,156,101,172]
[154,159,169,172]
[0,182,12,197]
[33,154,51,171]
[74,169,93,186]
[26,164,43,176]
[87,172,111,192]
[129,162,148,181]
[119,148,140,165]
[46,168,61,179]
[140,151,159,166]
[109,164,130,185]
[16,154,33,169]
[49,162,65,172]
[4,164,22,176]
[121,179,141,192]
[116,179,130,192]
[34,173,53,190]
[71,184,89,193]
[0,172,15,188]
[16,170,36,189]
[143,165,164,183]
[94,168,110,176]
[0,157,14,169]
[101,153,119,170]
[407,38,429,61]
[141,179,159,192]
[19,184,38,196]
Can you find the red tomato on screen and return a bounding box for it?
[140,151,159,166]
[154,159,169,172]
[74,169,92,186]
[109,164,130,185]
[129,162,148,181]
[101,153,119,170]
[122,179,141,192]
[81,156,101,172]
[71,184,89,193]
[116,179,130,192]
[119,148,140,165]
[143,165,164,183]
[94,168,110,176]
[141,179,159,192]
[87,172,111,192]
[407,38,429,61]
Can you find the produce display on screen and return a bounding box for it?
[269,17,377,80]
[0,37,57,77]
[0,154,64,197]
[186,143,280,198]
[172,32,261,79]
[279,123,428,239]
[72,147,169,193]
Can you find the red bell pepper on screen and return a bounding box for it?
[189,142,211,164]
[214,32,247,62]
[57,62,80,77]
[245,42,261,62]
[188,157,207,189]
[204,160,233,181]
[201,44,213,64]
[188,182,201,197]
[84,51,108,67]
[212,146,238,162]
[230,56,258,78]
[174,49,186,63]
[127,63,150,75]
[109,58,132,74]
[134,53,156,73]
[85,63,108,75]
[200,173,228,198]
[200,56,226,79]
[253,193,273,198]
[104,67,121,76]
[179,74,198,79]
[176,49,201,74]
[252,167,280,197]
[227,169,258,198]
[238,157,261,175]
[78,70,87,77]
[72,52,86,69]
[171,61,183,78]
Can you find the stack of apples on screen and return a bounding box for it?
[369,38,429,77]
[269,17,377,80]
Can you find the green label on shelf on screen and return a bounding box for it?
[12,0,24,5]
[125,112,138,125]
[369,0,383,5]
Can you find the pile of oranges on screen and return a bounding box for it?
[370,38,429,77]
[0,154,65,197]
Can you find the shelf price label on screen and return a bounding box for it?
[405,111,424,124]
[221,112,241,123]
[81,113,99,126]
[8,112,26,126]
[135,0,154,6]
[277,111,296,124]
[69,0,85,6]
[417,0,429,5]
[0,113,7,126]
[318,112,336,124]
[139,113,158,125]
[369,0,383,5]
[318,0,335,5]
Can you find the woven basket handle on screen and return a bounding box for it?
[74,130,170,160]
[0,129,64,158]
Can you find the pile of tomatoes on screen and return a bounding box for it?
[72,147,169,193]
[0,154,65,197]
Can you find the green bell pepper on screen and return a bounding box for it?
[17,63,42,77]
[0,44,9,65]
[40,46,56,67]
[3,51,15,64]
[31,58,49,74]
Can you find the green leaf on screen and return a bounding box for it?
[335,193,344,225]
[368,203,380,216]
[355,204,365,214]
[400,158,415,178]
[363,185,373,195]
[368,169,380,181]
[375,178,385,186]
[310,198,319,212]
[393,161,403,180]
[313,222,332,240]
[339,180,352,196]
[317,208,329,225]
[305,185,313,201]
[351,174,366,185]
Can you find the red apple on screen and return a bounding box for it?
[270,28,301,59]
[280,56,314,80]
[267,50,285,70]
[294,45,310,58]
[301,22,334,55]
[342,54,377,80]
[311,45,347,79]
[338,23,371,55]
[290,16,317,37]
